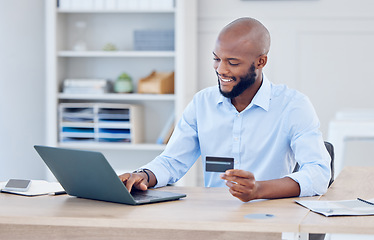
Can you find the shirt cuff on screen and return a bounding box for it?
[286,171,313,197]
[141,157,171,188]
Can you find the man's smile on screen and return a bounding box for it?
[218,75,235,83]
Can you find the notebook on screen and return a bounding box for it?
[34,145,186,205]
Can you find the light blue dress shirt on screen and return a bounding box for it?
[143,74,331,197]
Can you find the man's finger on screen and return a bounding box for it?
[125,173,137,192]
[132,176,149,191]
[119,173,131,182]
[224,169,253,178]
[223,175,255,187]
[226,179,248,192]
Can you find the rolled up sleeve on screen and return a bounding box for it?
[285,96,331,197]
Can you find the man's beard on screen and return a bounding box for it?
[218,63,257,99]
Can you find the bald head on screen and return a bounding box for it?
[218,17,271,56]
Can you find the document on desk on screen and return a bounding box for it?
[0,180,65,196]
[296,198,374,217]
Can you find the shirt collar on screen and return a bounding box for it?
[216,73,271,112]
[252,73,271,111]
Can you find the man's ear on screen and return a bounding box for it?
[256,55,267,69]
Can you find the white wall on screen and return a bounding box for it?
[197,0,374,171]
[1,0,374,182]
[0,0,46,181]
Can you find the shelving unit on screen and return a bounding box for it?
[45,0,198,184]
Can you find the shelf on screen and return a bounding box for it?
[58,142,166,151]
[58,93,175,101]
[57,9,175,14]
[58,51,175,58]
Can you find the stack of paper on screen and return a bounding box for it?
[0,180,65,196]
[296,198,374,217]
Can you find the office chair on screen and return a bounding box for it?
[324,141,335,187]
[293,141,335,187]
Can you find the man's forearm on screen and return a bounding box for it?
[256,177,300,200]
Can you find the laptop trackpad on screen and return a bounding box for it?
[131,189,183,203]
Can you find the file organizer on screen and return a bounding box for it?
[59,103,143,144]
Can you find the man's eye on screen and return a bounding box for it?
[213,58,220,61]
[229,62,239,66]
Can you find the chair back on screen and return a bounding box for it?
[324,141,334,187]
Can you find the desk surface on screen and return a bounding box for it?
[300,166,374,235]
[0,185,311,240]
[1,167,373,239]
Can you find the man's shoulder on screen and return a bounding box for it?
[194,85,221,100]
[196,85,219,94]
[269,81,317,123]
[271,82,308,103]
[183,86,221,117]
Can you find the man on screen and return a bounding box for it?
[119,17,331,202]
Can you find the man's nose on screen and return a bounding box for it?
[216,62,229,75]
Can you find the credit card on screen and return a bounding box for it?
[206,156,234,172]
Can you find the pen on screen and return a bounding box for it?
[48,191,66,196]
[357,198,374,206]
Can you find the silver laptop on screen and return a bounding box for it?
[34,145,186,205]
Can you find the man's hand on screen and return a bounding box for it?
[221,169,301,202]
[119,172,148,192]
[220,169,259,202]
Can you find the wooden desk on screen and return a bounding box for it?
[300,166,374,235]
[3,167,372,240]
[0,186,311,240]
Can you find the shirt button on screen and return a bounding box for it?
[234,137,239,141]
[237,114,240,117]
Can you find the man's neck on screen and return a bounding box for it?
[231,74,263,112]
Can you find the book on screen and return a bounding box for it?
[296,198,374,217]
[63,78,110,94]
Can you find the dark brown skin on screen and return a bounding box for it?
[119,169,157,192]
[120,17,301,202]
